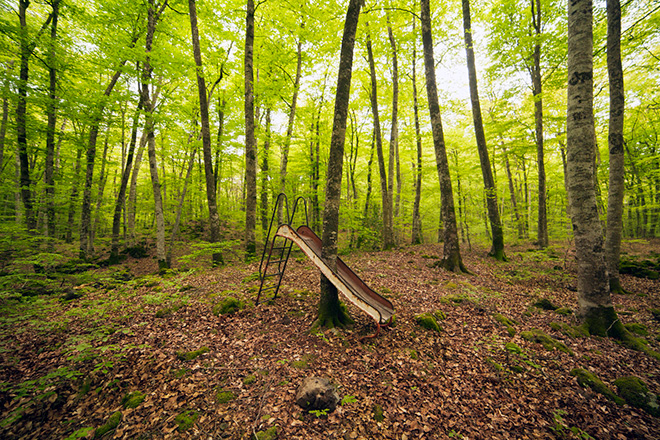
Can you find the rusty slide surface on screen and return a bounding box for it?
[275,224,394,324]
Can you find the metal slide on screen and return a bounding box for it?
[275,224,394,326]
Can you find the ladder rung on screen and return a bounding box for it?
[264,273,282,278]
[267,259,286,264]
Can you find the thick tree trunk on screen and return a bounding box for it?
[189,0,223,266]
[462,0,505,261]
[44,0,60,238]
[314,0,362,330]
[531,0,548,249]
[604,0,625,293]
[421,0,466,273]
[567,0,622,338]
[366,28,395,250]
[244,0,257,258]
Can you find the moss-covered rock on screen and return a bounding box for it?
[415,313,442,333]
[549,322,588,338]
[253,426,277,440]
[521,329,572,355]
[213,296,245,316]
[176,346,210,361]
[121,391,145,409]
[533,298,558,311]
[504,342,523,355]
[570,368,624,405]
[619,257,660,280]
[614,376,659,417]
[94,411,122,438]
[175,410,199,432]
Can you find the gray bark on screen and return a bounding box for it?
[244,0,257,257]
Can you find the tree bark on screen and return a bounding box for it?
[44,0,60,238]
[411,16,423,245]
[261,108,271,235]
[462,0,505,261]
[366,27,395,250]
[566,0,622,338]
[387,22,401,225]
[244,0,257,258]
[314,0,362,330]
[90,134,110,247]
[421,0,466,273]
[0,62,13,174]
[604,0,626,294]
[189,0,223,266]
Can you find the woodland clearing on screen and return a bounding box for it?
[1,239,659,439]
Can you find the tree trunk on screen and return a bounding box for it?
[91,133,110,247]
[0,62,13,174]
[314,0,362,330]
[604,0,625,294]
[127,131,148,246]
[566,0,622,338]
[261,108,271,235]
[110,94,144,262]
[421,0,466,273]
[244,0,257,258]
[141,0,168,270]
[462,0,505,261]
[65,145,82,243]
[189,0,223,266]
[531,0,548,249]
[503,145,524,238]
[411,17,423,245]
[168,145,197,265]
[366,28,395,250]
[279,36,302,223]
[44,0,60,238]
[363,128,375,229]
[387,22,401,225]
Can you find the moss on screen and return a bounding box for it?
[433,310,447,321]
[121,391,145,409]
[485,357,503,371]
[175,410,199,432]
[533,298,558,311]
[409,349,419,360]
[494,313,517,337]
[213,296,244,316]
[155,307,172,318]
[550,322,588,338]
[570,368,624,405]
[216,389,235,404]
[555,307,572,315]
[650,309,660,323]
[373,404,385,422]
[510,365,525,373]
[243,374,257,385]
[176,346,210,361]
[505,342,523,355]
[614,376,660,417]
[291,354,314,369]
[440,293,476,304]
[174,368,190,378]
[521,329,572,355]
[625,322,648,336]
[415,313,442,333]
[94,411,122,438]
[253,426,277,440]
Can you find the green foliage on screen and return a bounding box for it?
[521,329,572,355]
[613,376,660,417]
[175,410,199,432]
[94,411,122,438]
[308,408,329,417]
[570,369,624,405]
[341,395,357,405]
[64,427,95,440]
[213,296,245,316]
[176,346,209,361]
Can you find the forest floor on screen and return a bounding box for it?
[1,239,659,439]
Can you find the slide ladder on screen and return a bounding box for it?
[256,194,394,335]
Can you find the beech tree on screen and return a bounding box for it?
[244,0,257,258]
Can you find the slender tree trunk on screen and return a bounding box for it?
[503,146,524,238]
[65,145,82,243]
[421,0,466,273]
[110,94,144,261]
[127,131,148,246]
[530,0,548,249]
[44,0,60,238]
[311,103,322,233]
[366,28,395,250]
[604,0,625,293]
[411,17,423,245]
[261,108,271,235]
[141,0,168,269]
[387,21,401,225]
[90,134,110,247]
[314,0,362,330]
[363,128,375,226]
[279,36,303,222]
[189,0,223,266]
[0,62,13,173]
[462,0,506,261]
[244,0,257,258]
[567,0,623,338]
[168,146,197,265]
